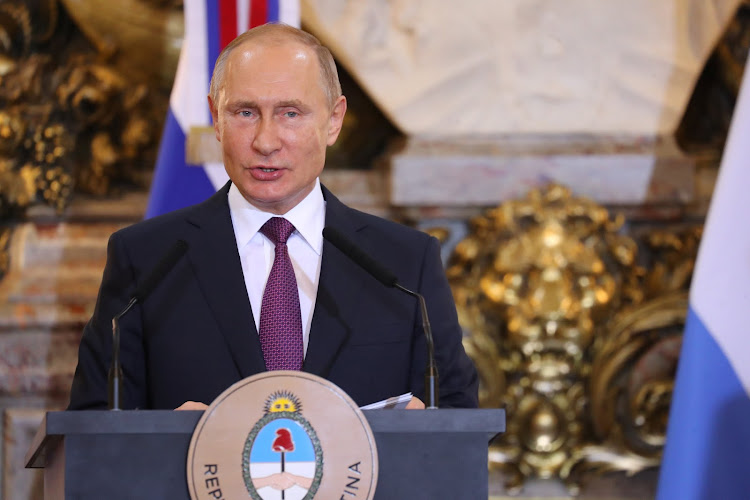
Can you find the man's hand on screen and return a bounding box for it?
[175,401,208,411]
[405,396,425,409]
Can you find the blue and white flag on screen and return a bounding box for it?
[146,0,300,218]
[657,53,750,499]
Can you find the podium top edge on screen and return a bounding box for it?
[364,408,505,433]
[25,409,505,468]
[35,408,504,435]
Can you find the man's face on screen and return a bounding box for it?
[209,41,346,214]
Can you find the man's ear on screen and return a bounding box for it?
[208,95,221,141]
[326,95,347,146]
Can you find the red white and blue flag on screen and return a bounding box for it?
[657,52,750,499]
[146,0,300,218]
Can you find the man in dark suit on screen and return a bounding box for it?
[68,24,477,410]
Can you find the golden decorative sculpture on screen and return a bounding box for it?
[59,0,183,91]
[448,185,699,493]
[0,0,173,219]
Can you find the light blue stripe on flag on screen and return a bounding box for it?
[657,308,750,499]
[657,51,750,500]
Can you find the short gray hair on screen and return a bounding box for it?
[209,23,342,109]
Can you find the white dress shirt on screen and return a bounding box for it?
[228,179,325,356]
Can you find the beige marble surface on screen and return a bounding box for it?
[303,0,741,136]
[389,135,694,207]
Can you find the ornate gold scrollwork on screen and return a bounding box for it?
[0,0,171,220]
[447,185,698,493]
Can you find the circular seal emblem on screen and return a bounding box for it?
[187,371,378,500]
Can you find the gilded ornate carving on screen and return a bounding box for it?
[447,185,698,493]
[0,2,31,59]
[59,0,183,91]
[0,0,169,221]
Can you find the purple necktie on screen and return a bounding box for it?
[258,217,304,371]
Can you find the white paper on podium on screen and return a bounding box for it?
[359,392,413,410]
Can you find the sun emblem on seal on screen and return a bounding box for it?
[242,391,324,500]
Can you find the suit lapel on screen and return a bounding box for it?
[303,187,367,378]
[182,183,266,378]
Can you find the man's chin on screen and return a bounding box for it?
[241,191,295,215]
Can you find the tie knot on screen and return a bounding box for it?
[260,217,296,245]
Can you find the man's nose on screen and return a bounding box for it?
[252,117,281,155]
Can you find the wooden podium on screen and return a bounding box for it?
[26,409,504,499]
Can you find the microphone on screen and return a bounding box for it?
[108,239,189,410]
[322,227,439,409]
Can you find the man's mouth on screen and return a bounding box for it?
[249,166,284,181]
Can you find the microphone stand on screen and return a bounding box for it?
[109,297,137,410]
[395,284,439,409]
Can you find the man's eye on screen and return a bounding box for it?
[285,111,298,118]
[240,110,253,117]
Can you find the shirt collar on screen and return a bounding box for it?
[228,179,325,255]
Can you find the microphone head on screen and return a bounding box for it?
[133,239,189,303]
[322,227,398,287]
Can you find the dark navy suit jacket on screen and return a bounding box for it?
[68,183,478,409]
